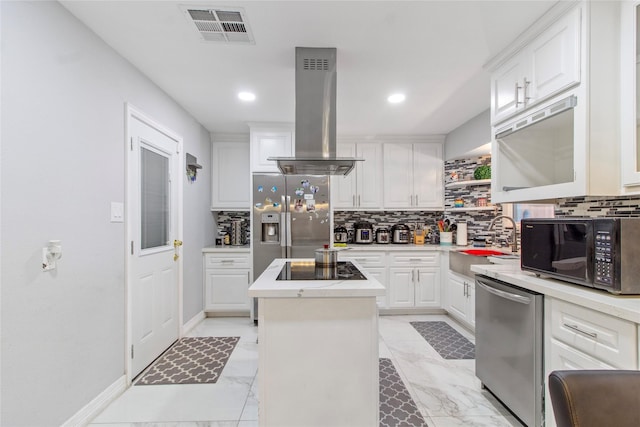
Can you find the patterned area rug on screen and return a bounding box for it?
[410,321,475,360]
[379,358,428,427]
[135,336,239,385]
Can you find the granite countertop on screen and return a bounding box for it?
[202,245,250,253]
[248,258,386,298]
[471,264,640,324]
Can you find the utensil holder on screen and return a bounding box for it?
[440,232,453,246]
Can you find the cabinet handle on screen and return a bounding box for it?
[358,195,361,207]
[412,270,415,282]
[515,81,524,106]
[410,195,413,206]
[417,270,420,281]
[409,258,422,262]
[564,323,598,339]
[523,77,531,105]
[247,271,251,284]
[415,195,419,206]
[221,259,234,264]
[463,282,467,297]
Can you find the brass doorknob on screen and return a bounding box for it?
[173,240,183,247]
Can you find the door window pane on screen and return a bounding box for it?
[141,147,170,250]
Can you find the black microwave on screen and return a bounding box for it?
[520,218,640,295]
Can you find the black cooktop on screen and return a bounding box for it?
[276,261,366,281]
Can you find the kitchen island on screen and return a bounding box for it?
[248,258,385,427]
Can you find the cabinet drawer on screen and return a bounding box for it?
[339,251,386,267]
[549,338,616,371]
[204,253,251,269]
[389,252,439,267]
[550,299,638,369]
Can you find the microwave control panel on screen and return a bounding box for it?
[594,221,616,286]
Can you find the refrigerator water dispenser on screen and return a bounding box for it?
[261,213,280,243]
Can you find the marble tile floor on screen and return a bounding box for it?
[89,315,524,427]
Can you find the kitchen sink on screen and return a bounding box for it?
[449,249,509,278]
[459,249,507,256]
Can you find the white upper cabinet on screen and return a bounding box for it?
[333,141,383,209]
[383,141,443,209]
[249,123,294,173]
[621,1,640,190]
[211,139,250,210]
[490,2,623,203]
[491,6,581,125]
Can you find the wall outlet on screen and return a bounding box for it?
[111,202,124,223]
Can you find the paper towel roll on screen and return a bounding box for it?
[456,222,468,246]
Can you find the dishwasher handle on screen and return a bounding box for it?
[476,280,532,305]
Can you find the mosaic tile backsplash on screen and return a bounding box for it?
[556,196,640,217]
[216,211,250,242]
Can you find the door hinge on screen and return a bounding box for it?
[131,241,134,255]
[131,345,134,359]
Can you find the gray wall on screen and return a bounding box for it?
[444,109,491,160]
[1,2,214,425]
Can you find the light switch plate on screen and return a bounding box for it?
[111,202,124,223]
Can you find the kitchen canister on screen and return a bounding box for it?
[456,222,468,246]
[440,231,453,246]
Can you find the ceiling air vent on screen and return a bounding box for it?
[180,6,254,44]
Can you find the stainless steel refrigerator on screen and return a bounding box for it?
[252,173,331,320]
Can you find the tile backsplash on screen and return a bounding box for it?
[215,211,251,242]
[556,196,640,217]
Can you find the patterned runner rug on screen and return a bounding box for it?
[410,321,475,359]
[379,358,428,427]
[135,336,239,385]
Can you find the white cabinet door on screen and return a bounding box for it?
[491,55,527,124]
[529,6,581,103]
[365,267,388,308]
[414,268,440,308]
[250,129,293,173]
[357,142,383,209]
[205,269,251,311]
[467,281,475,328]
[333,142,357,208]
[621,1,640,188]
[383,143,413,208]
[413,143,443,209]
[211,141,250,210]
[446,272,468,321]
[388,268,414,308]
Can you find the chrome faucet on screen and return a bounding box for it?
[488,215,518,253]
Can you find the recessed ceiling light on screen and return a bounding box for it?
[387,93,406,104]
[238,91,256,102]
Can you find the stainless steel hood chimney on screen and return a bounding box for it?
[269,47,362,175]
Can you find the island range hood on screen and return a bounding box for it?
[269,47,362,176]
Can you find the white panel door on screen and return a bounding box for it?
[529,6,581,104]
[413,143,443,209]
[356,143,383,209]
[491,56,526,124]
[251,131,293,172]
[128,113,181,378]
[383,143,413,208]
[414,268,440,307]
[388,268,414,308]
[211,141,250,209]
[332,142,357,208]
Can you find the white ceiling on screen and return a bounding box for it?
[60,1,556,136]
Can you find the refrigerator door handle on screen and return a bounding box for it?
[285,195,292,256]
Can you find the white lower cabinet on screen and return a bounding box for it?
[203,252,252,313]
[388,252,440,308]
[544,297,639,427]
[339,250,387,308]
[445,271,475,329]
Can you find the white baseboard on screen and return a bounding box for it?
[182,310,205,335]
[61,375,127,427]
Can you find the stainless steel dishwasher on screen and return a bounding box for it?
[475,275,544,427]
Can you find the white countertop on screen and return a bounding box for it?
[248,258,385,298]
[202,245,250,253]
[471,264,640,324]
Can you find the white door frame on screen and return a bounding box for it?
[125,103,184,384]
